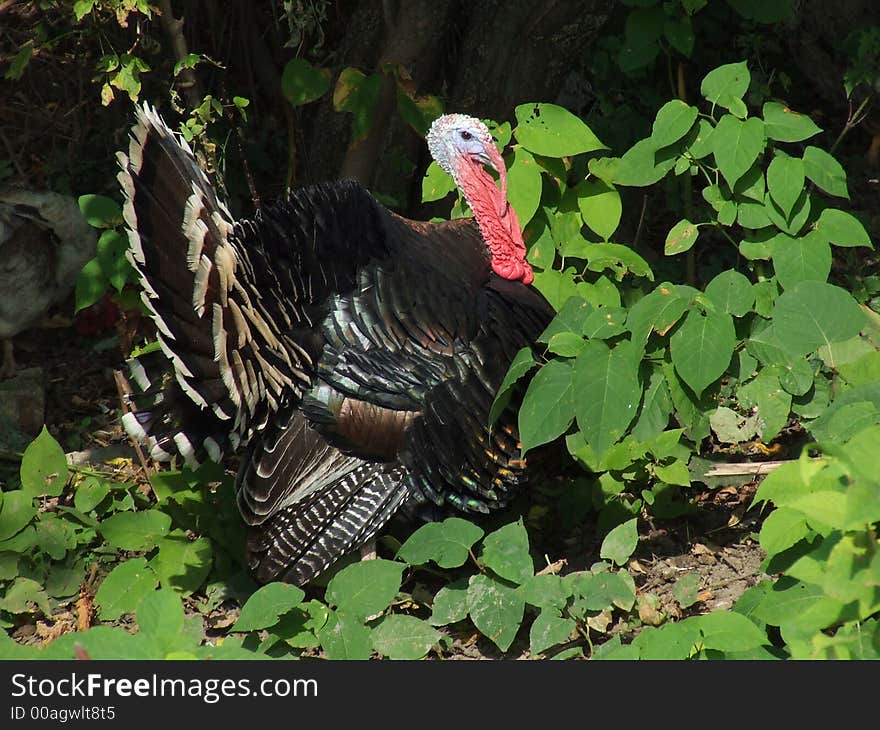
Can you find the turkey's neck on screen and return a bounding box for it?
[455,159,534,285]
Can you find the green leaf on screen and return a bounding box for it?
[626,284,689,347]
[232,582,305,632]
[764,188,810,236]
[651,100,699,148]
[664,219,699,256]
[0,577,51,616]
[694,610,768,652]
[98,510,172,551]
[136,588,200,658]
[700,61,750,114]
[814,208,872,249]
[489,346,536,425]
[771,232,831,288]
[467,574,525,653]
[73,0,98,21]
[738,370,792,441]
[281,58,330,106]
[73,476,111,513]
[762,101,822,143]
[672,573,701,608]
[518,358,575,453]
[710,406,759,443]
[566,569,636,611]
[421,161,456,203]
[771,281,866,357]
[150,534,213,595]
[96,229,132,292]
[371,615,441,660]
[397,517,484,569]
[78,194,122,228]
[631,368,673,442]
[516,574,570,610]
[767,154,805,219]
[582,307,627,340]
[513,103,607,157]
[576,180,622,240]
[547,331,587,356]
[704,269,754,316]
[20,426,68,497]
[529,609,576,656]
[506,148,542,228]
[600,517,639,566]
[803,146,849,198]
[613,138,678,186]
[317,609,373,660]
[74,258,108,313]
[574,341,642,457]
[333,67,383,140]
[95,558,159,621]
[429,580,470,626]
[670,309,736,395]
[34,516,74,560]
[663,15,695,57]
[396,90,443,137]
[480,520,533,584]
[0,491,36,543]
[4,42,33,81]
[712,115,765,189]
[325,559,403,619]
[758,507,810,559]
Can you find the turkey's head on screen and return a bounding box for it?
[426,114,532,285]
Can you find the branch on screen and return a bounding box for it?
[156,0,203,112]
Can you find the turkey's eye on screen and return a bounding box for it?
[460,130,473,141]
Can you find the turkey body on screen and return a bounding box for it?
[0,188,97,377]
[119,105,554,585]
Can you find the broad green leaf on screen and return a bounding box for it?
[480,520,533,584]
[762,101,822,143]
[566,570,636,611]
[20,426,68,497]
[333,67,383,140]
[573,341,641,457]
[547,331,587,356]
[316,609,373,660]
[612,138,678,187]
[631,367,673,442]
[617,6,664,72]
[738,370,792,441]
[771,232,831,288]
[813,208,872,248]
[75,258,109,313]
[700,61,750,114]
[397,517,484,569]
[489,346,536,425]
[694,610,768,652]
[429,580,470,626]
[98,510,171,551]
[78,194,122,228]
[758,507,811,560]
[686,118,715,159]
[136,589,197,658]
[96,229,132,292]
[672,573,701,608]
[518,358,576,453]
[704,269,754,316]
[576,179,622,240]
[73,476,111,513]
[34,516,74,561]
[281,59,331,106]
[150,534,213,595]
[803,146,848,198]
[232,582,306,632]
[670,309,736,395]
[626,284,689,347]
[395,90,443,137]
[371,615,441,660]
[506,147,542,227]
[467,574,525,653]
[771,281,866,357]
[529,610,576,656]
[582,306,627,340]
[421,161,456,202]
[709,406,759,444]
[734,164,766,201]
[581,243,653,280]
[516,574,570,610]
[531,267,580,310]
[325,559,403,619]
[664,219,699,256]
[764,188,810,236]
[95,558,159,621]
[712,115,765,189]
[651,100,699,148]
[600,517,639,566]
[0,577,51,616]
[654,459,691,486]
[664,15,695,57]
[513,103,607,157]
[0,491,36,542]
[766,154,805,219]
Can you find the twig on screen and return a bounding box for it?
[112,369,151,477]
[702,460,789,478]
[0,124,26,179]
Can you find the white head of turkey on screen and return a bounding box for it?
[426,113,533,284]
[117,102,553,587]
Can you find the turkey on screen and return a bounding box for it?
[0,187,98,378]
[118,103,555,586]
